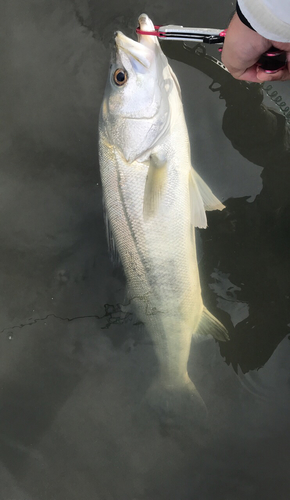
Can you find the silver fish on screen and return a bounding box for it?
[99,14,228,423]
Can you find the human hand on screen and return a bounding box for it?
[221,13,290,82]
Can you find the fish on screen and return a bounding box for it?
[99,13,229,427]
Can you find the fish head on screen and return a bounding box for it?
[100,14,172,163]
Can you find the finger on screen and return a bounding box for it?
[231,65,264,82]
[256,67,290,82]
[221,13,271,80]
[256,43,290,81]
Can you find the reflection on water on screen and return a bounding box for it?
[0,2,290,499]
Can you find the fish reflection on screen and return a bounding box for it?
[162,42,290,373]
[99,14,228,425]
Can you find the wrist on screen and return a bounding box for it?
[227,13,270,60]
[236,1,254,31]
[221,13,271,80]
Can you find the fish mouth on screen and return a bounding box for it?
[137,13,160,48]
[115,13,158,69]
[115,31,154,69]
[137,13,155,34]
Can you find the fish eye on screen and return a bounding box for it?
[113,68,128,86]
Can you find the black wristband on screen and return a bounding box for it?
[236,1,256,31]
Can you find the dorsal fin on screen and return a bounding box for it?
[191,169,225,212]
[189,169,207,228]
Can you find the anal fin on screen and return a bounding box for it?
[197,306,229,341]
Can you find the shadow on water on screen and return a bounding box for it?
[162,41,290,374]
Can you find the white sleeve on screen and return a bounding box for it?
[238,0,290,42]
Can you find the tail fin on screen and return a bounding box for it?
[142,376,208,438]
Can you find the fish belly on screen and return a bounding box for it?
[99,128,203,385]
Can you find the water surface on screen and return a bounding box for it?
[0,1,289,499]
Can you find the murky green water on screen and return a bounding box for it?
[0,1,289,499]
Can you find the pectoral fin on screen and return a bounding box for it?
[197,306,229,341]
[143,153,167,219]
